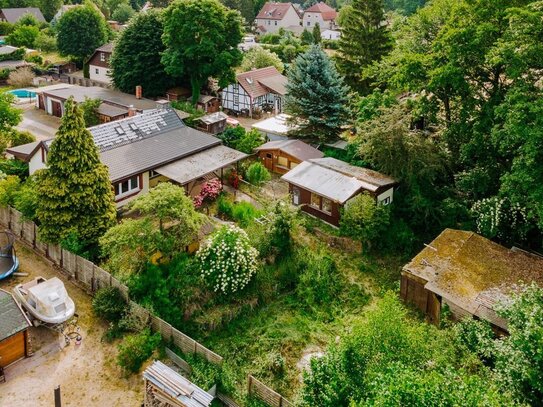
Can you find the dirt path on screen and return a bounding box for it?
[0,244,142,407]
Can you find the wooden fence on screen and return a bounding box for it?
[0,206,222,365]
[247,375,293,407]
[1,206,294,407]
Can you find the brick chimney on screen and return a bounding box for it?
[135,85,142,99]
[128,105,136,117]
[156,100,171,110]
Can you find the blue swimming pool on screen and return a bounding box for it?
[9,89,37,98]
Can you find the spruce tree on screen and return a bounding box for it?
[36,97,116,246]
[284,45,349,143]
[336,0,391,94]
[312,22,321,44]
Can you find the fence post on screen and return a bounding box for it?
[247,374,252,396]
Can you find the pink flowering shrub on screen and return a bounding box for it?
[194,178,222,207]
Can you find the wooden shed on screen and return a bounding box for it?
[197,112,228,135]
[254,139,323,175]
[401,229,543,332]
[0,289,31,368]
[281,157,396,226]
[143,360,214,407]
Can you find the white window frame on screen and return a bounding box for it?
[115,175,140,199]
[100,52,105,62]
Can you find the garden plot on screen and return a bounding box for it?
[0,244,142,407]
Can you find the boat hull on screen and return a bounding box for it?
[13,285,76,325]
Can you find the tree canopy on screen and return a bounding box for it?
[161,0,243,104]
[56,4,109,63]
[285,45,348,142]
[36,97,116,246]
[240,46,284,73]
[110,9,175,97]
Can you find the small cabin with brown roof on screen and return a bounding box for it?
[254,139,323,174]
[401,229,543,332]
[281,157,396,226]
[0,289,31,368]
[221,66,287,117]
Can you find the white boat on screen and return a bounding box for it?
[13,276,76,325]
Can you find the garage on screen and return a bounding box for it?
[0,289,31,368]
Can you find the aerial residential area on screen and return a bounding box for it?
[0,0,542,406]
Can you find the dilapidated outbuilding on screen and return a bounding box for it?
[401,229,543,332]
[143,360,214,407]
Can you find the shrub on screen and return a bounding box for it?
[0,175,21,207]
[296,248,341,310]
[217,193,234,218]
[35,31,57,52]
[117,328,161,373]
[219,126,245,149]
[235,129,264,154]
[197,225,259,294]
[270,200,296,256]
[0,159,29,179]
[7,66,35,88]
[24,54,43,65]
[6,25,39,48]
[112,3,135,23]
[193,178,222,207]
[0,22,14,36]
[92,287,128,323]
[13,175,38,220]
[231,201,261,227]
[245,162,271,186]
[10,130,35,147]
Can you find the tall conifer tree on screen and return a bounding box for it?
[36,98,116,245]
[336,0,391,93]
[285,45,348,143]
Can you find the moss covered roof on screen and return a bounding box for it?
[404,229,543,328]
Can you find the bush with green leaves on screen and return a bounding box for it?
[0,175,20,207]
[6,25,39,48]
[245,162,271,186]
[219,125,245,149]
[9,129,35,147]
[35,31,57,52]
[296,248,342,310]
[0,159,29,179]
[92,286,128,323]
[117,328,161,373]
[231,201,262,228]
[197,225,259,295]
[340,193,391,251]
[235,129,264,154]
[270,201,296,256]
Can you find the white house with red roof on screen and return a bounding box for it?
[221,66,288,117]
[255,2,301,34]
[303,2,338,30]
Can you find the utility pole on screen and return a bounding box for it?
[54,385,61,407]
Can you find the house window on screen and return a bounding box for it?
[381,196,391,205]
[277,156,288,167]
[266,153,273,159]
[267,20,270,25]
[307,21,310,26]
[322,198,332,214]
[149,170,160,179]
[115,175,140,199]
[95,68,99,74]
[290,161,298,169]
[234,95,239,105]
[100,52,105,62]
[310,193,321,209]
[274,21,277,26]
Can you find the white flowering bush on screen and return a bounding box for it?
[196,225,259,294]
[471,196,527,241]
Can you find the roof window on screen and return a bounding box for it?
[115,127,125,135]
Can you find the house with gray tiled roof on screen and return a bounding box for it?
[0,289,32,368]
[0,7,45,24]
[9,109,247,207]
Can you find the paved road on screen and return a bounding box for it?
[15,103,60,141]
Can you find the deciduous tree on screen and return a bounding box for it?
[57,4,109,63]
[110,10,174,97]
[240,46,284,73]
[162,0,243,104]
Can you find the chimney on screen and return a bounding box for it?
[135,85,142,99]
[156,99,171,110]
[128,105,136,117]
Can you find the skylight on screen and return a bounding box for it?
[115,127,125,135]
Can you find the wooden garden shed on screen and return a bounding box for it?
[401,229,543,332]
[254,139,323,175]
[0,289,31,368]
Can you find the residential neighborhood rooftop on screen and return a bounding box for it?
[282,157,396,203]
[0,289,31,342]
[0,7,45,23]
[236,66,288,98]
[255,139,323,161]
[256,2,294,20]
[305,2,337,20]
[404,229,543,330]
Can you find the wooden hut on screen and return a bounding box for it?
[0,289,31,368]
[143,360,214,407]
[401,229,543,332]
[197,112,228,135]
[254,139,323,175]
